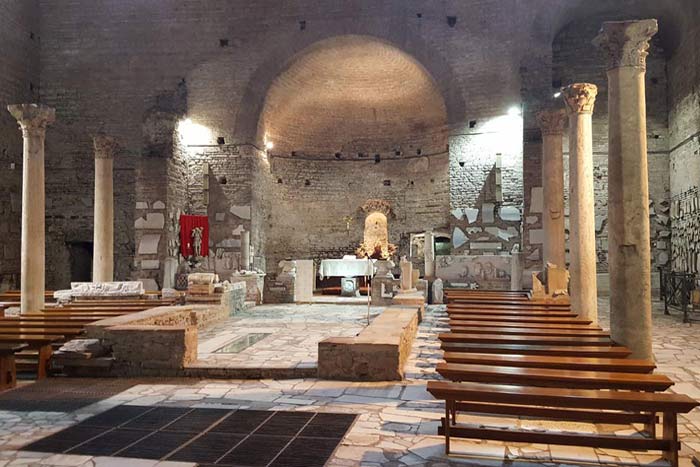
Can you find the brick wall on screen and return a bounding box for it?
[0,0,40,289]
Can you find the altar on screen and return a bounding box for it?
[319,258,375,296]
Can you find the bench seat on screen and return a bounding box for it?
[436,362,673,391]
[440,342,632,358]
[442,352,656,373]
[438,332,613,346]
[447,326,610,337]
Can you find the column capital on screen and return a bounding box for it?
[593,19,658,70]
[93,135,120,159]
[536,108,567,135]
[7,104,55,136]
[562,83,598,115]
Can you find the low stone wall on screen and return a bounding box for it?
[83,303,230,376]
[318,305,420,381]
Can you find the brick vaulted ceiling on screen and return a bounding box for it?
[258,35,448,157]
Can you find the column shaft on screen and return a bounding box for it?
[563,84,598,323]
[93,136,118,282]
[7,104,55,314]
[241,230,251,270]
[595,19,658,360]
[424,231,435,279]
[537,109,567,268]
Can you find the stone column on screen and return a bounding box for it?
[92,135,119,282]
[536,108,568,269]
[7,104,55,314]
[424,231,435,279]
[562,84,598,322]
[241,230,251,271]
[595,20,658,360]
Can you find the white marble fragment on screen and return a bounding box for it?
[530,187,543,213]
[138,234,161,254]
[451,208,464,220]
[215,212,226,222]
[470,242,502,250]
[482,203,495,223]
[230,205,252,219]
[465,208,479,223]
[499,206,521,222]
[452,227,468,249]
[136,201,148,209]
[141,259,161,270]
[152,200,166,209]
[135,213,165,230]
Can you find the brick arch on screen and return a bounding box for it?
[231,30,465,146]
[547,0,688,53]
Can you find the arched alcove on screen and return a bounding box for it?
[258,35,448,156]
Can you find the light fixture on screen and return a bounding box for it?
[265,141,274,150]
[508,106,521,116]
[553,92,562,98]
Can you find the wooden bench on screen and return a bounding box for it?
[447,326,610,337]
[427,380,698,466]
[447,319,601,330]
[442,352,656,373]
[438,332,613,347]
[0,334,63,378]
[440,342,632,358]
[436,362,673,391]
[443,315,593,325]
[446,310,579,318]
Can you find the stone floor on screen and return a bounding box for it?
[1,299,700,466]
[195,303,383,370]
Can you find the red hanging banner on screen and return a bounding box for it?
[180,214,209,258]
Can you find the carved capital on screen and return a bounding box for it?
[93,135,120,159]
[7,104,55,137]
[593,19,658,70]
[562,83,598,115]
[536,109,567,135]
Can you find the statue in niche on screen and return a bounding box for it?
[191,226,204,258]
[355,199,397,260]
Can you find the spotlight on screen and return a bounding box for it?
[265,141,274,150]
[553,92,562,98]
[508,106,521,116]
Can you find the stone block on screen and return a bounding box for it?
[135,212,165,230]
[230,205,252,219]
[138,234,161,255]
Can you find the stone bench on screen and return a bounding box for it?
[318,305,420,381]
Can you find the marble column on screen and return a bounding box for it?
[595,20,658,360]
[536,108,568,269]
[424,231,435,279]
[562,84,598,322]
[241,230,251,271]
[7,104,55,314]
[92,135,119,282]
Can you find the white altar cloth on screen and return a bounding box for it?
[319,259,374,279]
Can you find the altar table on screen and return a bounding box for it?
[319,259,375,297]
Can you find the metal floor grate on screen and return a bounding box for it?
[23,405,357,466]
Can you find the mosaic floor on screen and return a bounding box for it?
[2,299,700,466]
[195,303,383,370]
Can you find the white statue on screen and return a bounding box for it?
[191,226,204,258]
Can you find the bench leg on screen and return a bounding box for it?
[0,355,16,390]
[662,412,679,467]
[451,399,457,425]
[444,401,451,455]
[644,412,657,438]
[37,345,52,379]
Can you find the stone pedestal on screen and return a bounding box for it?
[510,251,523,291]
[536,109,567,269]
[92,135,119,282]
[562,84,598,323]
[595,20,658,359]
[399,257,415,292]
[7,104,55,314]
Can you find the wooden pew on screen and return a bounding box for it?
[427,380,698,466]
[442,352,656,373]
[447,326,610,337]
[447,319,602,330]
[438,333,613,347]
[441,315,594,325]
[446,310,579,318]
[440,342,632,358]
[0,335,63,378]
[436,362,673,391]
